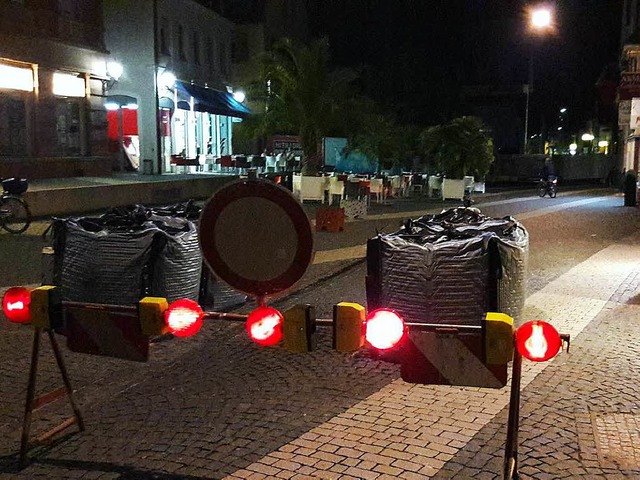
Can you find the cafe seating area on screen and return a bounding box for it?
[284,171,486,207]
[167,153,486,208]
[169,153,302,175]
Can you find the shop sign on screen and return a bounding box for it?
[268,135,303,155]
[619,73,640,100]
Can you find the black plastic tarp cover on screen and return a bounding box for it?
[51,204,201,305]
[366,207,528,327]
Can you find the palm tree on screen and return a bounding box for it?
[240,38,358,174]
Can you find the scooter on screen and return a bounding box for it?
[537,176,558,198]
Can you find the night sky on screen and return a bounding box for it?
[306,1,623,133]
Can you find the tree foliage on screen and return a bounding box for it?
[347,108,419,172]
[419,116,494,178]
[236,38,359,174]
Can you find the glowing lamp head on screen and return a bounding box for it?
[2,287,32,324]
[515,320,561,362]
[164,299,204,337]
[246,306,283,346]
[365,308,405,350]
[232,90,246,103]
[531,8,552,29]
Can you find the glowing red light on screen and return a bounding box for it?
[515,320,562,362]
[246,306,283,346]
[2,287,31,324]
[164,299,204,337]
[365,308,405,350]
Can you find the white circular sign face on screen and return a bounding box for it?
[212,197,298,282]
[199,179,314,297]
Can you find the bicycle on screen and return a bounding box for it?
[537,176,558,198]
[1,177,32,234]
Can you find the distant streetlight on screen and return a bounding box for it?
[524,6,554,154]
[531,8,552,29]
[560,107,567,113]
[569,142,577,155]
[581,133,595,141]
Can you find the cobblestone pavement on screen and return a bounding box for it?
[219,233,640,480]
[1,190,640,479]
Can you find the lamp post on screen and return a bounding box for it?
[524,6,553,154]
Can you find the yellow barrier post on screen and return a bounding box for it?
[138,297,169,336]
[484,312,515,365]
[333,302,365,352]
[283,304,316,353]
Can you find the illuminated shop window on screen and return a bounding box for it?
[0,64,34,92]
[52,72,85,97]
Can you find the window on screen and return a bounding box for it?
[219,41,227,76]
[0,64,34,92]
[193,31,200,65]
[52,72,85,97]
[55,101,81,155]
[0,96,27,155]
[206,36,214,70]
[159,19,170,55]
[178,25,186,61]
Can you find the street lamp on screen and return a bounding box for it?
[524,6,554,154]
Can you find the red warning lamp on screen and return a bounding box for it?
[164,299,204,337]
[246,306,284,346]
[365,308,405,350]
[515,320,562,362]
[2,287,32,324]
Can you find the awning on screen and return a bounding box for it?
[175,81,251,119]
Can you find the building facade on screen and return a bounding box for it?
[0,0,111,179]
[103,0,249,175]
[620,0,640,172]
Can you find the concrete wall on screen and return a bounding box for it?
[24,175,238,218]
[0,157,112,180]
[489,154,620,182]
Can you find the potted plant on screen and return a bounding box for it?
[419,116,494,199]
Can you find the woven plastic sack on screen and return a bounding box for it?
[366,207,528,327]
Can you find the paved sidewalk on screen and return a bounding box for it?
[220,232,640,480]
[2,184,636,479]
[2,225,637,479]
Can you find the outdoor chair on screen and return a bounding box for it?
[410,174,424,195]
[369,178,384,204]
[328,176,345,206]
[463,176,475,193]
[427,175,443,198]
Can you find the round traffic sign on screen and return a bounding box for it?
[199,179,313,297]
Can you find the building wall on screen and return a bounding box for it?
[103,0,234,174]
[103,0,157,172]
[621,0,640,46]
[0,0,110,178]
[157,0,234,87]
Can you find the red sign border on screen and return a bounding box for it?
[199,179,314,297]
